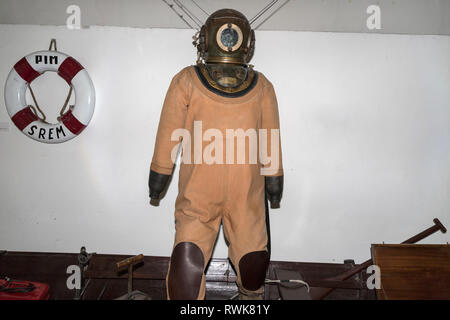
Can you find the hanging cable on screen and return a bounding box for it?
[173,0,203,29]
[249,0,278,25]
[176,0,204,27]
[190,0,209,17]
[265,278,310,292]
[162,0,197,30]
[227,278,310,300]
[253,0,291,30]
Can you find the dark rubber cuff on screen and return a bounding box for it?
[265,175,283,209]
[149,170,171,200]
[268,197,280,209]
[149,190,161,200]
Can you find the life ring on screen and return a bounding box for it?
[4,50,95,143]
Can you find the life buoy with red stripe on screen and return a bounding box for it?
[4,51,95,143]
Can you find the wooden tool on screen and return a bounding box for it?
[116,254,144,299]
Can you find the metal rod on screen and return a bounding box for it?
[97,282,108,300]
[127,264,132,299]
[79,279,91,300]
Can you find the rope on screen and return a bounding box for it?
[27,38,73,124]
[28,84,48,123]
[58,86,74,120]
[48,39,57,51]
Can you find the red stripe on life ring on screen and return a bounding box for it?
[61,110,86,135]
[14,57,40,83]
[11,106,39,131]
[58,57,84,85]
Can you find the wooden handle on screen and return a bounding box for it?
[116,254,144,271]
[433,218,447,234]
[402,218,447,244]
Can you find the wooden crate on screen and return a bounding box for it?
[371,244,450,300]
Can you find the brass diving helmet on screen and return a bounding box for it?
[194,9,257,94]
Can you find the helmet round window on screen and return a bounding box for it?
[220,28,239,48]
[216,23,243,52]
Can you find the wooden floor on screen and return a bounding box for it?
[0,250,376,300]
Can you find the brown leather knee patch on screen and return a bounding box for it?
[168,242,204,300]
[239,250,270,291]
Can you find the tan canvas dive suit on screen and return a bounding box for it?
[148,9,284,300]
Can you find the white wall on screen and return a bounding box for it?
[0,24,449,263]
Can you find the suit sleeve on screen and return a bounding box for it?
[150,71,190,175]
[260,83,283,176]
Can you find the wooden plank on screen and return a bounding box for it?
[371,244,450,300]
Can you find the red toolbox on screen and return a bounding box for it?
[0,278,50,300]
